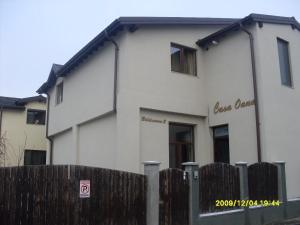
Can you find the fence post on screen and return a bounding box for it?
[143,161,160,225]
[235,162,250,225]
[182,162,199,225]
[274,161,287,219]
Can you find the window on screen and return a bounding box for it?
[277,38,292,87]
[171,43,197,75]
[27,109,46,125]
[24,150,46,165]
[169,123,194,169]
[56,82,63,104]
[213,125,230,164]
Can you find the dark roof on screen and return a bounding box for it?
[37,16,239,94]
[0,95,46,110]
[37,64,63,94]
[197,13,300,48]
[37,14,300,94]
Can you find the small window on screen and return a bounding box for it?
[27,109,46,125]
[277,38,292,87]
[56,82,63,104]
[171,43,197,75]
[24,150,46,165]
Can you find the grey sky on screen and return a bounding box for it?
[0,0,299,98]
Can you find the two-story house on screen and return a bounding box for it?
[0,95,47,166]
[38,14,300,198]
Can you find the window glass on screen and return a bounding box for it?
[24,150,46,165]
[27,110,46,125]
[169,123,194,168]
[56,82,63,104]
[277,38,292,87]
[213,125,230,164]
[171,43,196,75]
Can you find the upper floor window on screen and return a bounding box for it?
[27,109,46,125]
[56,82,63,104]
[171,43,197,76]
[277,38,292,87]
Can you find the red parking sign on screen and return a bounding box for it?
[79,180,90,198]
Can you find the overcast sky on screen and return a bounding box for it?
[0,0,299,98]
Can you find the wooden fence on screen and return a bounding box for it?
[159,168,189,225]
[248,162,278,201]
[0,165,146,225]
[198,163,240,213]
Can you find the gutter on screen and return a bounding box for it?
[239,23,262,162]
[45,93,53,165]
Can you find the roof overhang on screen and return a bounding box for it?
[37,16,238,94]
[197,13,300,49]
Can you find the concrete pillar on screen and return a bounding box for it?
[236,162,250,225]
[235,162,249,200]
[274,161,287,219]
[182,162,199,225]
[143,161,160,225]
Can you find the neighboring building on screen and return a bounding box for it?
[0,95,47,166]
[38,14,300,198]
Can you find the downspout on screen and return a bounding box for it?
[105,29,119,111]
[239,23,262,162]
[45,93,53,165]
[0,107,2,137]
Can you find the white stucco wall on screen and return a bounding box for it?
[52,129,74,164]
[203,26,258,164]
[78,114,116,169]
[140,109,211,172]
[114,25,226,173]
[254,23,300,198]
[47,36,121,136]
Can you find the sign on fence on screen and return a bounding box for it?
[80,180,91,198]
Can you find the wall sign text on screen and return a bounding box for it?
[141,116,166,124]
[214,98,255,114]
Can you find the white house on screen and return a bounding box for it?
[38,14,300,198]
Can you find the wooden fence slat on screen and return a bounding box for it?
[248,162,278,201]
[199,163,240,213]
[159,168,189,225]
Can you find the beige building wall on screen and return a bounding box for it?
[78,114,117,169]
[203,26,258,164]
[114,25,226,172]
[254,23,300,198]
[47,21,300,198]
[140,109,210,172]
[47,37,119,136]
[0,101,47,166]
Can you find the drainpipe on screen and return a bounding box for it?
[45,93,53,165]
[239,23,262,162]
[105,29,119,111]
[0,107,2,137]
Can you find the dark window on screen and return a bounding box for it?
[56,82,63,104]
[277,38,292,87]
[171,43,197,75]
[213,125,230,164]
[169,123,194,169]
[24,150,46,165]
[27,109,46,125]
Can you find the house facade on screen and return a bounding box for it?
[0,95,48,166]
[38,14,300,198]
